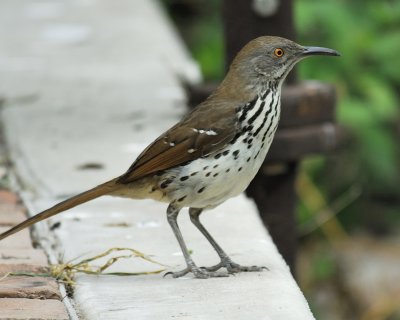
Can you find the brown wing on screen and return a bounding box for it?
[117,100,240,184]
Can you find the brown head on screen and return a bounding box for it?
[218,36,340,100]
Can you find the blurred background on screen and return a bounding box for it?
[161,0,400,319]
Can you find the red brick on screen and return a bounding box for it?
[0,190,19,205]
[0,227,33,249]
[0,276,61,299]
[0,248,49,276]
[0,248,48,265]
[0,204,26,227]
[0,298,69,320]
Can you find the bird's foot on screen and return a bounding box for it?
[203,258,268,274]
[164,265,229,279]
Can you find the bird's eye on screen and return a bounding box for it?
[274,48,284,57]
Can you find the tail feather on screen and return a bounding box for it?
[0,178,118,241]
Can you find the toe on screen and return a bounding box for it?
[164,266,228,279]
[200,262,223,272]
[226,262,268,274]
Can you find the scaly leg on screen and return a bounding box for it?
[189,208,267,273]
[164,204,227,279]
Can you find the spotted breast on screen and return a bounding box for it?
[154,84,281,209]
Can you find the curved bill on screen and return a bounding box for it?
[302,46,341,57]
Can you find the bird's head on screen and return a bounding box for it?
[225,36,340,96]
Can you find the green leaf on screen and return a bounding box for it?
[357,126,399,189]
[357,75,399,121]
[337,98,376,128]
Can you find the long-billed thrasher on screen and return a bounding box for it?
[0,36,339,279]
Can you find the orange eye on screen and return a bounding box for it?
[274,48,284,57]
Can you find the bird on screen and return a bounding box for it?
[0,36,339,279]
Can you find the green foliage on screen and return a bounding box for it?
[161,0,224,80]
[311,246,336,281]
[296,0,400,231]
[187,16,224,80]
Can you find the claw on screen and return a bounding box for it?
[163,270,188,278]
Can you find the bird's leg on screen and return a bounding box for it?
[189,208,267,274]
[165,204,227,279]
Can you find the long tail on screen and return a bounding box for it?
[0,178,119,241]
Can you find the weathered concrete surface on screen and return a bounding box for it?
[54,196,314,320]
[0,0,199,198]
[0,0,315,319]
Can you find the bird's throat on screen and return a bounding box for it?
[237,86,281,143]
